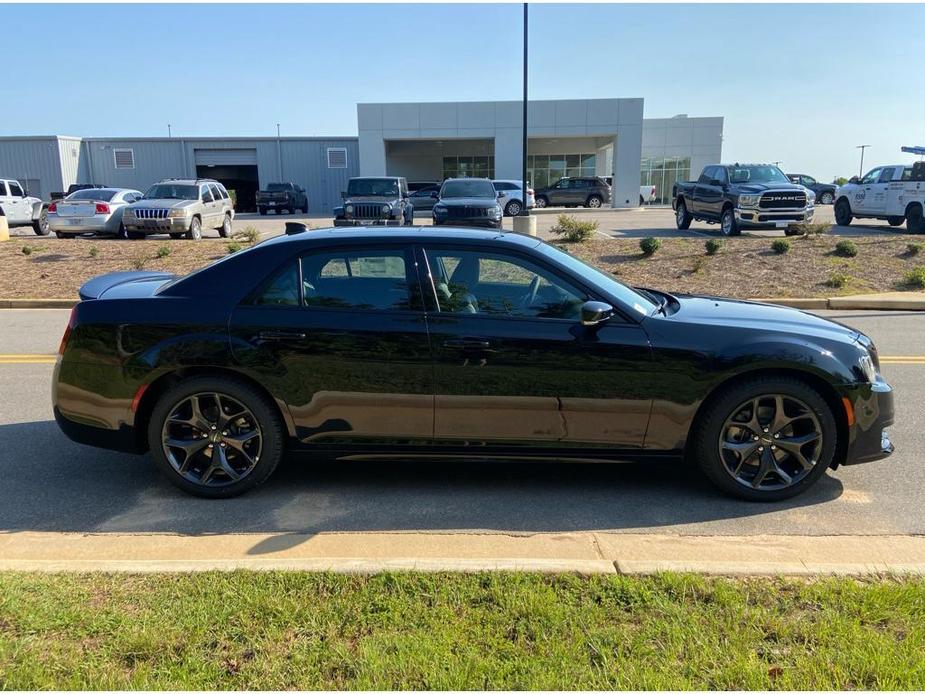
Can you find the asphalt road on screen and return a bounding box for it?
[0,308,922,537]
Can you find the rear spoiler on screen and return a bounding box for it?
[78,271,175,301]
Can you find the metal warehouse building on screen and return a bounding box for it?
[0,98,722,212]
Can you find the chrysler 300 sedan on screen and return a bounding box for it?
[53,225,894,500]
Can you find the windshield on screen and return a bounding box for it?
[66,188,118,201]
[727,165,790,184]
[347,178,399,196]
[266,183,289,191]
[440,179,496,199]
[537,243,658,317]
[144,183,199,200]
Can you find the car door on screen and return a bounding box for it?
[229,243,434,446]
[547,179,569,206]
[3,181,28,224]
[209,184,226,222]
[420,243,652,449]
[853,167,883,215]
[694,167,722,218]
[199,184,217,227]
[866,167,896,215]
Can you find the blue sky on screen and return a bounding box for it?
[5,3,923,180]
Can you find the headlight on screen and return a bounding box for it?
[433,205,447,215]
[345,205,354,214]
[739,194,761,207]
[167,208,190,219]
[489,206,502,218]
[859,352,878,382]
[381,204,391,215]
[806,190,816,204]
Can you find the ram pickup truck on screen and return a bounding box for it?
[834,162,924,234]
[256,182,308,215]
[672,163,815,236]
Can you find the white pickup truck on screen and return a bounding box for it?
[0,178,47,235]
[834,162,925,233]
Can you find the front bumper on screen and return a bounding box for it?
[842,379,895,465]
[124,217,191,234]
[735,205,815,228]
[434,217,502,229]
[333,218,404,227]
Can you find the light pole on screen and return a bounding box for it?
[167,124,172,138]
[276,123,283,181]
[856,145,871,178]
[520,2,528,217]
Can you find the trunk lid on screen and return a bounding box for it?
[78,271,176,301]
[57,201,101,217]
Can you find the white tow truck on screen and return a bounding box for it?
[0,178,47,235]
[834,158,925,234]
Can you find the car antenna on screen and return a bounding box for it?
[284,222,309,235]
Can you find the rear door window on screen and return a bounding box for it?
[300,248,415,311]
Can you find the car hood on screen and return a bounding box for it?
[438,197,499,208]
[733,182,807,194]
[669,293,859,343]
[131,198,195,209]
[78,271,177,301]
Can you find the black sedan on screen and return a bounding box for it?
[53,225,894,500]
[432,178,503,229]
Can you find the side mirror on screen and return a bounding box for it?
[430,191,439,199]
[849,176,859,184]
[580,301,614,327]
[497,191,505,199]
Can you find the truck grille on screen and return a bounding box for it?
[759,192,806,210]
[447,207,490,219]
[133,208,169,219]
[352,203,386,219]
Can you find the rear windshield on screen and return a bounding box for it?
[66,188,118,201]
[266,183,290,191]
[440,179,496,199]
[347,179,399,196]
[144,183,199,200]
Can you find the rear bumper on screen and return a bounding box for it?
[48,216,121,234]
[842,379,895,465]
[54,406,141,454]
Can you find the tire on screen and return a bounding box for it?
[689,375,838,501]
[720,206,740,236]
[586,195,603,209]
[535,196,548,209]
[33,208,50,236]
[675,199,692,230]
[116,223,128,240]
[127,230,145,240]
[258,207,267,216]
[187,216,202,240]
[219,214,232,238]
[301,206,308,214]
[887,216,905,227]
[834,198,853,226]
[147,375,285,499]
[908,205,925,235]
[820,191,834,205]
[504,200,522,217]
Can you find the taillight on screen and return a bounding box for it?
[527,188,534,195]
[58,306,77,355]
[48,202,57,213]
[95,203,110,215]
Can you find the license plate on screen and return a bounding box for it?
[68,218,85,226]
[144,219,159,228]
[268,202,276,206]
[775,221,788,228]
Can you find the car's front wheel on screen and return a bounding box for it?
[690,376,837,501]
[820,191,835,205]
[675,199,692,229]
[720,206,740,236]
[504,200,522,217]
[834,198,853,226]
[147,376,285,498]
[33,209,50,236]
[586,195,603,208]
[187,216,202,240]
[888,216,905,227]
[906,205,924,234]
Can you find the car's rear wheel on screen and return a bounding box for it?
[639,194,645,206]
[258,207,267,216]
[55,231,75,239]
[187,217,202,240]
[535,196,548,209]
[820,191,834,205]
[906,204,924,234]
[117,223,128,240]
[834,198,853,226]
[33,209,50,236]
[219,214,232,238]
[147,376,284,498]
[586,195,603,208]
[504,200,522,217]
[675,199,692,229]
[690,376,837,501]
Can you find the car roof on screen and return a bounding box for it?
[261,225,543,250]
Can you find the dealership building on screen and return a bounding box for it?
[0,99,722,212]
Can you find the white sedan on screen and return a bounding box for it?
[48,188,143,239]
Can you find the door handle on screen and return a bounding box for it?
[258,330,306,341]
[443,338,491,349]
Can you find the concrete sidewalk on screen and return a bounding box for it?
[2,531,923,575]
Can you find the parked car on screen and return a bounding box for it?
[334,177,413,226]
[603,177,656,206]
[256,182,308,215]
[534,177,611,209]
[408,183,442,212]
[432,178,503,229]
[834,163,924,233]
[47,187,143,239]
[0,178,45,235]
[53,226,894,500]
[673,164,815,236]
[787,174,837,205]
[492,179,535,216]
[408,181,440,193]
[123,178,234,240]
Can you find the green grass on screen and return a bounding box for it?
[0,572,923,689]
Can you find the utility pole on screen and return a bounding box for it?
[276,123,283,181]
[856,145,871,178]
[167,124,172,138]
[520,2,528,217]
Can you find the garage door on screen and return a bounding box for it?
[193,148,258,166]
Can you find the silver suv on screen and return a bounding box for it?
[123,178,234,240]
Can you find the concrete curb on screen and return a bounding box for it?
[3,294,924,311]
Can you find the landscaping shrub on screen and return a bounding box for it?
[550,214,597,243]
[20,245,32,256]
[131,255,147,270]
[825,272,850,289]
[907,242,924,256]
[88,246,99,258]
[226,241,244,254]
[155,244,171,258]
[639,237,661,256]
[704,239,723,256]
[791,221,830,236]
[903,267,925,289]
[835,240,858,257]
[232,226,261,244]
[771,239,791,254]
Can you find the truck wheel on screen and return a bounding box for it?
[219,214,232,238]
[820,191,834,205]
[907,205,925,234]
[720,207,740,236]
[675,199,692,229]
[586,195,603,208]
[33,209,50,236]
[834,198,853,226]
[187,216,202,240]
[258,207,267,216]
[887,216,905,227]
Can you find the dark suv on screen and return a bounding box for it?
[534,177,611,209]
[432,178,503,229]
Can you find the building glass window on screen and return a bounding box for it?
[640,156,691,205]
[527,152,596,190]
[442,156,495,180]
